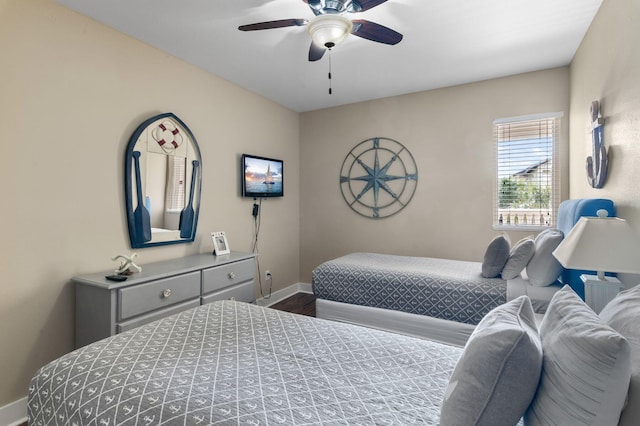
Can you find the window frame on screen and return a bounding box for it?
[493,112,563,232]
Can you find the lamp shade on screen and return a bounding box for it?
[307,14,352,48]
[552,213,640,278]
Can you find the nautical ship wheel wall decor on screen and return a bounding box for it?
[340,137,418,218]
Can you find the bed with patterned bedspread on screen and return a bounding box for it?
[312,200,617,337]
[28,300,462,425]
[313,252,507,325]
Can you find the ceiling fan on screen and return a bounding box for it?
[238,0,403,61]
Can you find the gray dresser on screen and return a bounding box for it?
[73,252,256,348]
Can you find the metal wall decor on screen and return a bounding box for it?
[340,137,418,218]
[586,100,608,188]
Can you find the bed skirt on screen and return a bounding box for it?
[316,298,475,346]
[316,298,545,347]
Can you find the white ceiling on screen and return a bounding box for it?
[55,0,603,112]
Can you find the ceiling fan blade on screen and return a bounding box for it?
[352,0,390,12]
[238,18,307,31]
[351,19,403,45]
[308,42,326,61]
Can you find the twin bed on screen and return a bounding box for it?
[313,253,560,345]
[313,198,615,346]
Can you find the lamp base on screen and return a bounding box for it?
[580,274,623,313]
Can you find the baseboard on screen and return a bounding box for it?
[0,396,27,426]
[255,282,312,307]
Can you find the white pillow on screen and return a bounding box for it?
[440,296,542,426]
[526,228,563,286]
[599,284,640,426]
[501,237,535,280]
[481,234,510,278]
[525,285,631,426]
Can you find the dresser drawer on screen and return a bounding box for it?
[117,299,201,333]
[202,280,255,304]
[118,271,200,320]
[202,259,254,293]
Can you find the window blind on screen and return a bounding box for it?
[165,155,186,210]
[493,112,562,229]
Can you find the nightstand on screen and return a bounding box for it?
[581,274,623,313]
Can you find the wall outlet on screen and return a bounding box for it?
[265,270,271,280]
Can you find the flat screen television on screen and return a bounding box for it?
[241,154,284,198]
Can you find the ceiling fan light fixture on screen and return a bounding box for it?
[307,14,353,48]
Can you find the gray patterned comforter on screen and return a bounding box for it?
[313,252,507,325]
[28,300,461,425]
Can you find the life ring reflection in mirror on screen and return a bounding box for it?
[152,120,184,153]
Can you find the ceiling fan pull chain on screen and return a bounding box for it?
[328,49,333,95]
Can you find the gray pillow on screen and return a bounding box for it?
[525,285,631,426]
[481,234,510,278]
[525,228,563,286]
[599,284,640,426]
[501,237,535,280]
[440,296,542,426]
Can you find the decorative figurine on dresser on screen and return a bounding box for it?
[73,113,256,348]
[112,252,142,275]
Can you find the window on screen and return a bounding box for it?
[165,155,186,211]
[493,112,562,230]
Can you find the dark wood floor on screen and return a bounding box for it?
[18,294,316,426]
[269,292,316,317]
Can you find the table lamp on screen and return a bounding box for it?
[552,209,640,312]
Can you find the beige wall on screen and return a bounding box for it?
[569,0,640,220]
[569,0,640,286]
[299,68,570,281]
[0,0,300,406]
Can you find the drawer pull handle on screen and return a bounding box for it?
[228,272,236,280]
[162,289,172,299]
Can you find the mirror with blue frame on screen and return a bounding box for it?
[125,112,202,248]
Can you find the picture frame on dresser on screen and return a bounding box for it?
[211,231,230,255]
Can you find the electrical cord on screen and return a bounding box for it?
[252,198,272,299]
